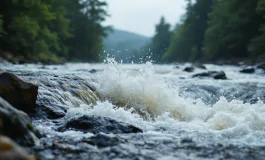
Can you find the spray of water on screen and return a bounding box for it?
[93,58,265,132]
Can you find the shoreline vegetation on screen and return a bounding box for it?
[0,0,109,64]
[1,0,265,65]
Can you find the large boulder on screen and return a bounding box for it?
[0,71,38,113]
[0,97,38,146]
[58,115,142,134]
[0,136,35,160]
[34,103,69,119]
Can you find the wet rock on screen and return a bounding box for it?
[240,66,255,73]
[0,97,38,146]
[0,71,38,113]
[183,66,194,72]
[58,115,142,134]
[0,136,35,160]
[192,71,227,80]
[212,71,227,79]
[35,104,69,119]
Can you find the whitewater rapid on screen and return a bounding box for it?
[3,60,265,159]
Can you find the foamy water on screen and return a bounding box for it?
[2,60,265,159]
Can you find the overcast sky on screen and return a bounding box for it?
[104,0,186,37]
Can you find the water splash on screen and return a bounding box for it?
[95,58,265,132]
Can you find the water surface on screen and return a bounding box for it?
[2,61,265,159]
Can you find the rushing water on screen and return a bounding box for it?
[2,60,265,159]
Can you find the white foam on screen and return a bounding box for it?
[92,58,265,135]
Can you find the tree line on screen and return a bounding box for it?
[149,0,265,63]
[0,0,108,63]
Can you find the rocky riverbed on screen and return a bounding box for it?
[1,61,265,159]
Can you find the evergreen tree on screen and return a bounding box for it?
[163,0,215,62]
[150,16,172,62]
[248,0,265,59]
[0,0,109,62]
[66,0,109,62]
[0,15,2,33]
[203,0,261,60]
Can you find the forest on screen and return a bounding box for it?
[0,0,265,64]
[0,0,108,63]
[152,0,265,63]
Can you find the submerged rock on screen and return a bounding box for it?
[0,136,35,160]
[192,71,227,80]
[58,115,142,134]
[183,66,195,72]
[35,104,69,119]
[240,66,255,73]
[0,97,38,146]
[0,71,38,113]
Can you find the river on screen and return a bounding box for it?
[2,59,265,159]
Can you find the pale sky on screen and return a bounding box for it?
[104,0,186,37]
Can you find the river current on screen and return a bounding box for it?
[2,60,265,159]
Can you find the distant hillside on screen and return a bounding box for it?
[104,29,150,51]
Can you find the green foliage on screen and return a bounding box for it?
[162,0,265,62]
[203,0,261,60]
[163,0,215,62]
[248,0,265,58]
[65,0,109,62]
[0,15,3,33]
[0,0,109,63]
[150,17,172,63]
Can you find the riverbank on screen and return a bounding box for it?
[0,51,66,65]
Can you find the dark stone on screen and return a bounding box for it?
[183,67,194,72]
[58,115,143,134]
[192,71,227,80]
[34,104,69,119]
[240,66,255,73]
[0,71,38,113]
[0,97,38,146]
[212,71,227,79]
